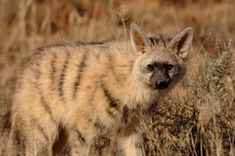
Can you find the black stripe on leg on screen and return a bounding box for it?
[106,108,116,119]
[75,130,86,144]
[37,124,49,142]
[94,121,104,130]
[73,52,88,99]
[32,118,49,142]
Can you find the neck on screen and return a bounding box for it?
[101,41,159,110]
[122,74,159,109]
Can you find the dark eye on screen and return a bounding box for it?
[165,64,174,70]
[147,64,155,71]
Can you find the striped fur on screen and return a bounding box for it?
[7,24,193,156]
[73,52,89,99]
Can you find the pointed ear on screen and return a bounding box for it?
[169,27,193,59]
[130,23,151,55]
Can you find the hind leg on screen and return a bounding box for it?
[27,118,57,156]
[8,112,57,156]
[9,89,59,155]
[7,122,16,156]
[7,115,38,156]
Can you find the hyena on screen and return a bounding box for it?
[7,23,193,156]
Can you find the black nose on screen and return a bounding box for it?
[155,81,169,89]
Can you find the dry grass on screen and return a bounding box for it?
[143,43,235,156]
[0,0,235,155]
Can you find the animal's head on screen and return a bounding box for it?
[130,23,193,90]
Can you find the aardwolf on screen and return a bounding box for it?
[7,23,193,156]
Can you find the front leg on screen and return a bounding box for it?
[67,129,91,156]
[119,133,144,156]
